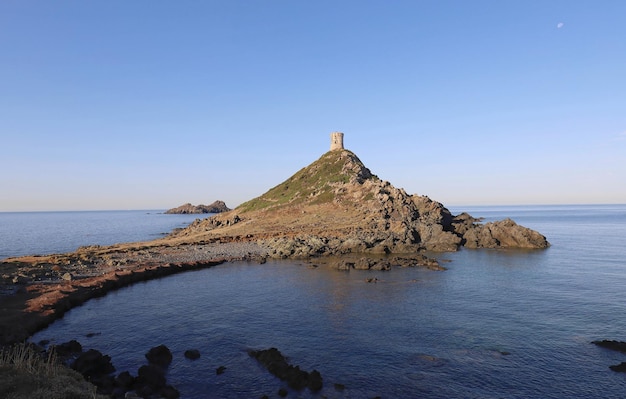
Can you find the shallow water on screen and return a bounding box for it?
[31,205,626,398]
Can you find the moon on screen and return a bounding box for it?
[557,22,564,28]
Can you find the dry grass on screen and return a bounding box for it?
[0,343,105,399]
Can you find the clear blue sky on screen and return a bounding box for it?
[1,1,625,211]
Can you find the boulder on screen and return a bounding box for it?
[184,349,201,360]
[135,364,166,391]
[52,339,83,358]
[145,344,173,367]
[72,348,115,379]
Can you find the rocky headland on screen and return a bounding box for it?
[164,200,230,214]
[170,149,549,257]
[0,144,548,347]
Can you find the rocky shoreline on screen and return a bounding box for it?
[0,239,448,346]
[0,238,452,398]
[0,241,268,346]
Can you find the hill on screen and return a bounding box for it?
[170,148,549,258]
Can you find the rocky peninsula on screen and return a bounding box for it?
[0,137,549,348]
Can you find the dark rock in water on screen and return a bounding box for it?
[146,344,173,367]
[160,384,181,399]
[308,369,323,392]
[249,347,323,392]
[136,364,166,391]
[52,339,83,357]
[216,365,227,375]
[592,340,626,353]
[114,370,135,389]
[278,387,288,397]
[184,349,201,360]
[609,362,626,372]
[72,348,115,378]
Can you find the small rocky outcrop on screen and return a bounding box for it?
[592,340,626,353]
[165,200,230,214]
[184,349,201,360]
[458,218,550,249]
[249,347,323,392]
[593,340,626,372]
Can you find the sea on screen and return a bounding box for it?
[5,205,626,398]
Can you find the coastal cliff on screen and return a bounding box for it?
[170,149,549,257]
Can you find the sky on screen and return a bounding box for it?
[1,1,625,211]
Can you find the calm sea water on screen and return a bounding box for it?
[0,210,205,259]
[28,205,626,398]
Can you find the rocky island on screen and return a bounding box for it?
[164,200,230,214]
[0,132,548,346]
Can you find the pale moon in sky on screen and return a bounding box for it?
[557,22,564,28]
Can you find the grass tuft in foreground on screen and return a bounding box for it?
[0,343,105,399]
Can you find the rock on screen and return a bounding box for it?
[115,371,135,389]
[160,385,181,399]
[184,349,201,360]
[136,364,166,391]
[72,348,115,379]
[249,347,323,392]
[145,344,173,367]
[609,362,626,372]
[12,275,26,284]
[308,369,323,392]
[278,387,288,397]
[216,365,227,375]
[62,272,73,281]
[461,218,549,249]
[165,200,231,214]
[592,340,626,353]
[52,339,83,357]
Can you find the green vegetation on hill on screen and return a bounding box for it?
[237,150,377,213]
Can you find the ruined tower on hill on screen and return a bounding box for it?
[330,132,344,151]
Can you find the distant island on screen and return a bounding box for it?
[165,200,230,214]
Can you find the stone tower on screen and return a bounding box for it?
[330,132,344,151]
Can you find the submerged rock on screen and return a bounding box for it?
[249,347,323,392]
[592,340,626,353]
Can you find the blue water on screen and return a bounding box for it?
[26,205,626,398]
[0,210,206,259]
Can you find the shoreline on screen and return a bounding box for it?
[0,241,269,346]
